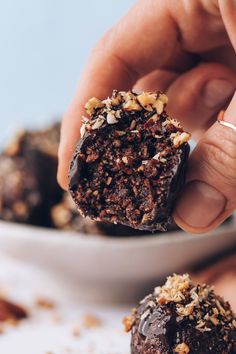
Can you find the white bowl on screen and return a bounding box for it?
[0,219,235,303]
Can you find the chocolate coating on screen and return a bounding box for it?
[69,90,190,231]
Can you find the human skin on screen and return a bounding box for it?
[58,0,236,234]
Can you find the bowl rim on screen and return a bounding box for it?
[0,217,235,250]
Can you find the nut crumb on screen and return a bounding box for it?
[35,297,55,310]
[174,343,190,354]
[154,99,164,115]
[123,309,137,332]
[71,324,80,337]
[85,97,104,115]
[171,132,191,148]
[83,313,101,329]
[123,100,142,111]
[137,92,156,111]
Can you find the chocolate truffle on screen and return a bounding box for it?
[0,152,52,225]
[0,123,62,226]
[124,274,236,354]
[69,90,191,231]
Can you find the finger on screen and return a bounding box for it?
[174,91,236,233]
[201,44,236,72]
[58,0,228,189]
[166,63,236,133]
[58,0,180,189]
[219,0,236,52]
[134,69,179,92]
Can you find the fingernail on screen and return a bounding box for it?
[203,79,235,109]
[175,181,226,228]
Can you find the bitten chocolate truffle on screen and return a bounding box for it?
[69,90,191,231]
[124,274,236,354]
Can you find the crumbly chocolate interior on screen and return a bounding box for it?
[69,90,190,231]
[124,274,236,354]
[51,192,155,236]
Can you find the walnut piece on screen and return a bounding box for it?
[123,100,142,111]
[171,132,191,148]
[123,314,135,332]
[137,92,157,111]
[85,97,105,115]
[174,343,190,354]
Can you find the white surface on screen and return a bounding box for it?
[0,219,236,303]
[0,254,130,354]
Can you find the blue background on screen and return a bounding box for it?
[0,0,135,144]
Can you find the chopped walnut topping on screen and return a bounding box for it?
[171,132,191,148]
[85,97,105,115]
[174,343,190,354]
[115,110,122,118]
[81,91,189,143]
[137,92,157,111]
[107,111,118,124]
[91,116,105,130]
[158,93,168,104]
[111,93,122,106]
[169,118,181,128]
[154,274,191,304]
[123,99,142,111]
[154,99,164,114]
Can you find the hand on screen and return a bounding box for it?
[193,252,236,311]
[58,0,236,233]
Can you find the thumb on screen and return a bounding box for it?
[174,91,236,233]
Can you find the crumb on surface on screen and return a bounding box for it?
[83,313,101,329]
[35,297,56,310]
